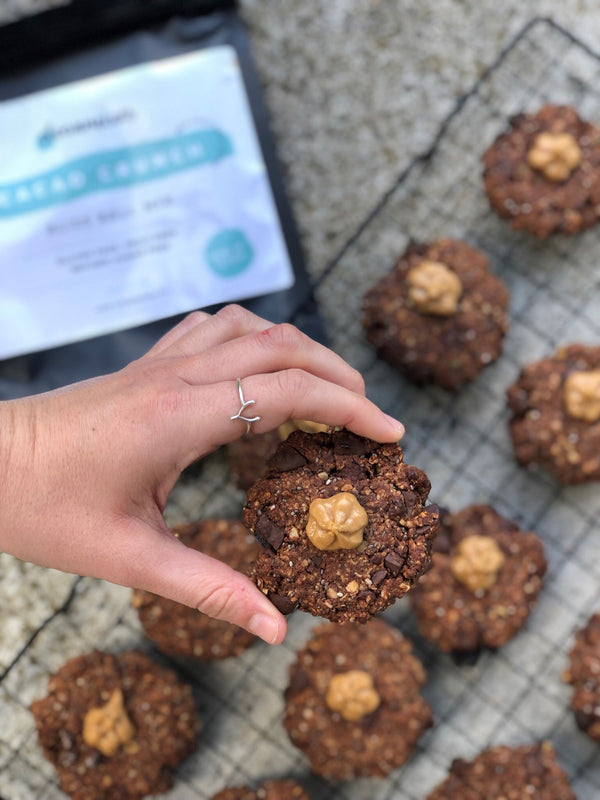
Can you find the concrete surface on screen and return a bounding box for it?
[238,1,600,274]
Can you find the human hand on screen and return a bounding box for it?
[0,305,404,645]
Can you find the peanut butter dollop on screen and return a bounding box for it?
[450,534,506,592]
[407,259,462,315]
[82,688,136,757]
[306,492,368,551]
[325,669,380,721]
[564,368,600,423]
[527,132,581,182]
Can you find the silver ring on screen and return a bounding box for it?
[230,377,261,435]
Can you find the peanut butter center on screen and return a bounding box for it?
[450,534,505,593]
[527,132,581,182]
[325,670,380,721]
[82,689,135,757]
[407,260,462,316]
[564,368,600,423]
[305,492,368,551]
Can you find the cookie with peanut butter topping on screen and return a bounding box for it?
[30,650,199,800]
[483,104,600,237]
[409,504,546,655]
[362,238,509,391]
[283,618,432,780]
[243,428,439,623]
[507,343,600,484]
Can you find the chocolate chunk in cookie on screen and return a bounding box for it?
[483,104,600,237]
[409,504,546,654]
[30,650,199,800]
[244,429,439,623]
[426,742,575,800]
[283,618,432,780]
[133,519,261,660]
[228,421,329,490]
[362,238,509,391]
[507,343,600,484]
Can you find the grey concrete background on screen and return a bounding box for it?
[2,3,600,800]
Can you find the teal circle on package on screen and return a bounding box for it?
[205,228,254,277]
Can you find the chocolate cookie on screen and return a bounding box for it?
[30,650,199,800]
[133,519,261,660]
[563,612,600,740]
[426,742,575,800]
[243,429,439,623]
[211,780,310,800]
[283,618,432,780]
[483,104,600,237]
[409,505,546,654]
[507,343,600,484]
[362,238,509,391]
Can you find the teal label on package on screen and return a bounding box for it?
[206,229,254,276]
[0,128,232,218]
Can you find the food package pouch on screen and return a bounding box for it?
[0,0,322,398]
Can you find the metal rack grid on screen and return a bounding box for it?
[2,15,600,800]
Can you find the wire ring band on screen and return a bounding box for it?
[230,377,261,435]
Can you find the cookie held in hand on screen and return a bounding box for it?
[243,428,439,623]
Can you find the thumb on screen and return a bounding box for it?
[110,520,287,645]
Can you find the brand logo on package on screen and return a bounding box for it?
[37,109,136,150]
[206,229,254,277]
[0,128,233,218]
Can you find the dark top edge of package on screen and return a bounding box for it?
[0,0,237,73]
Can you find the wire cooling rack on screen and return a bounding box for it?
[2,16,600,800]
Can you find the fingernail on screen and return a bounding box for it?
[248,612,282,645]
[385,414,405,438]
